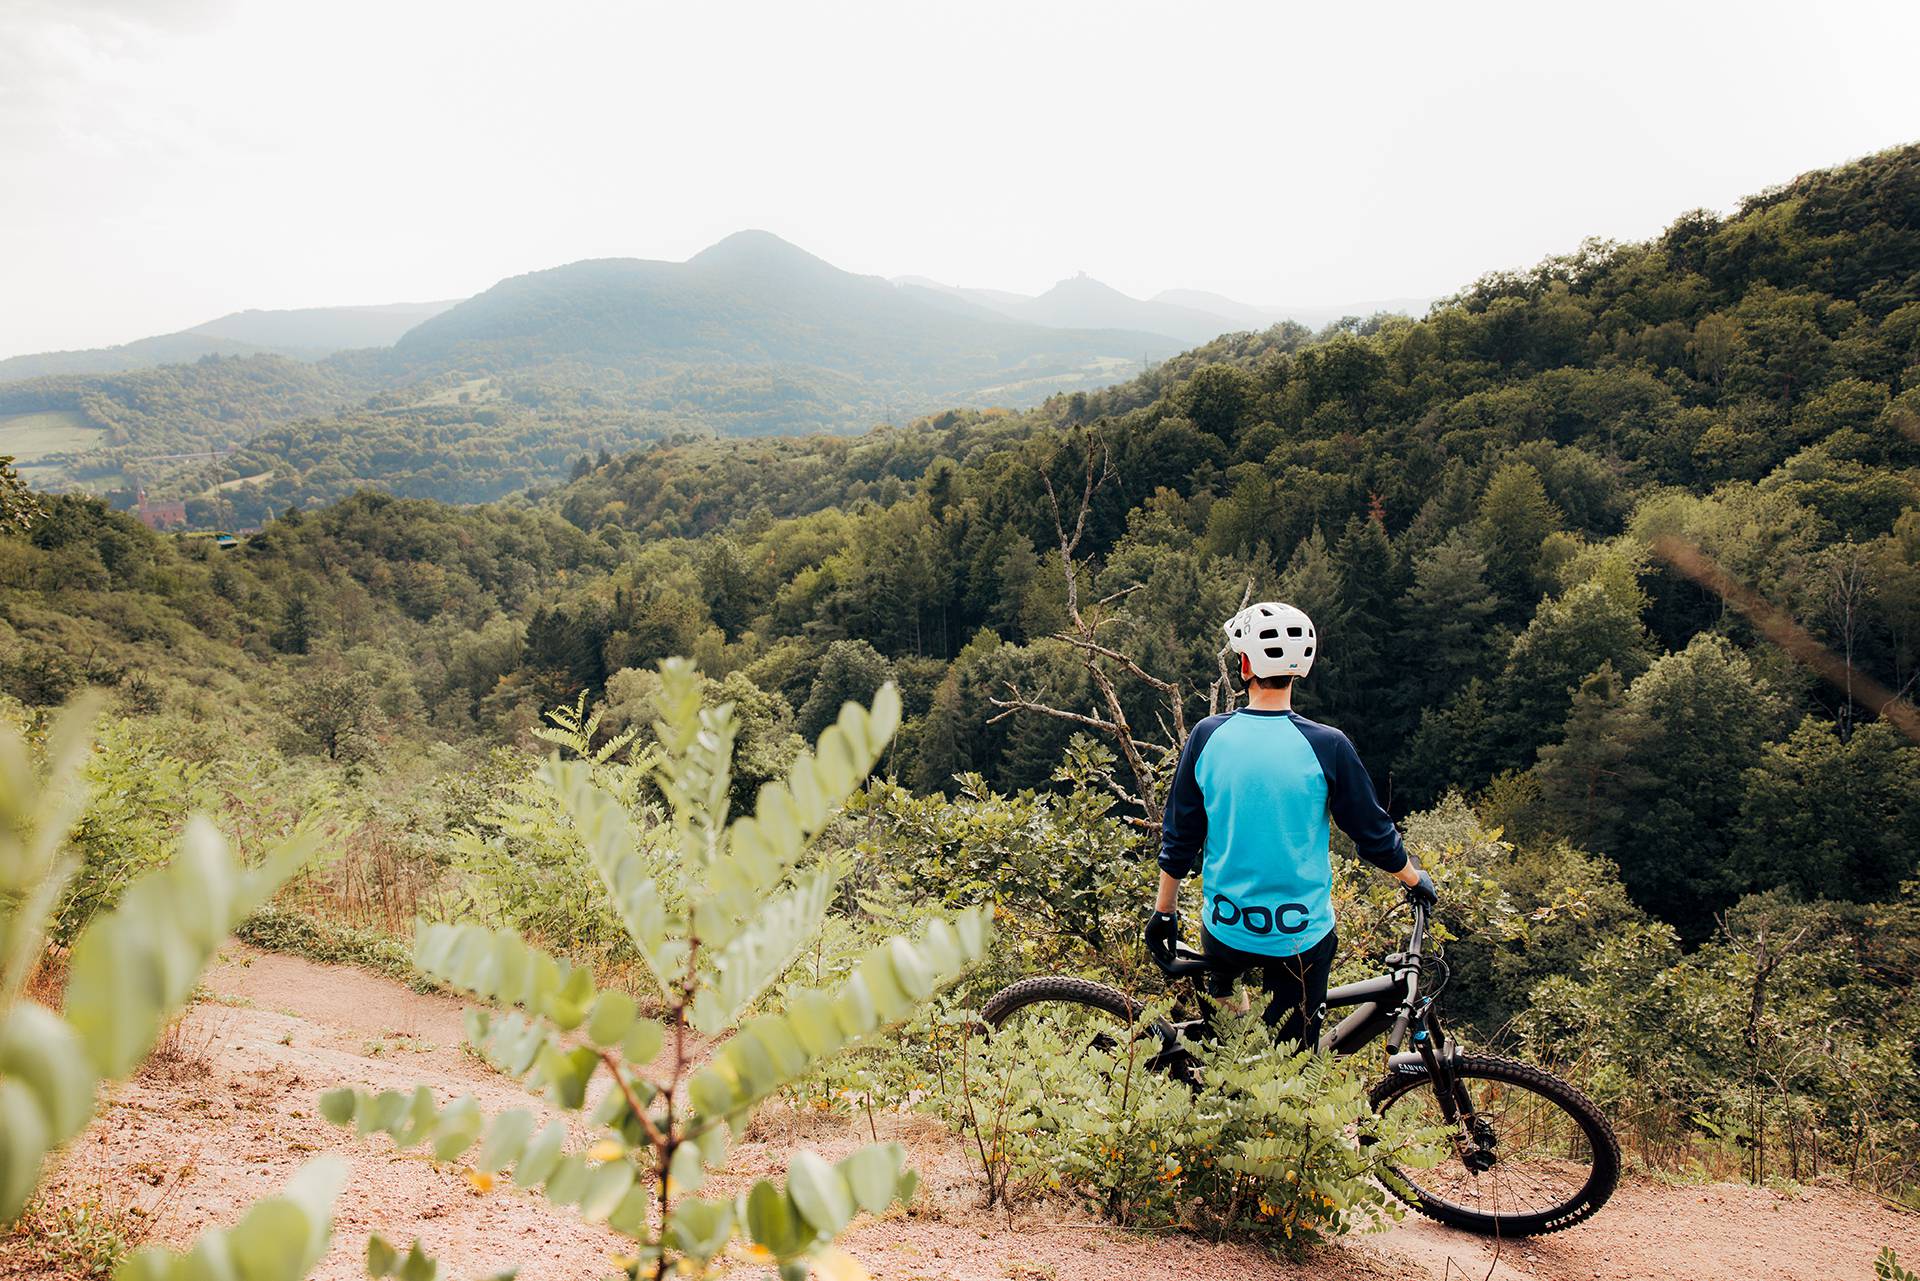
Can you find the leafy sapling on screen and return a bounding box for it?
[320,661,992,1281]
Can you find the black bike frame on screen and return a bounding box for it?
[1159,900,1470,1124]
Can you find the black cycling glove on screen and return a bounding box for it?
[1408,868,1439,906]
[1144,910,1180,962]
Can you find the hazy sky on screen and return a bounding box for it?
[3,0,1916,358]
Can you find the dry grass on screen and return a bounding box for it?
[0,1141,188,1281]
[139,1007,227,1083]
[21,944,68,1008]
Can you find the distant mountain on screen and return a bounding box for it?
[390,232,1178,408]
[4,233,1189,499]
[892,276,1037,316]
[0,299,458,380]
[0,332,281,380]
[188,300,457,356]
[1011,274,1242,345]
[1148,288,1279,328]
[894,275,1434,346]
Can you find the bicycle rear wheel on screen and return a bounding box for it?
[978,976,1178,1068]
[1369,1053,1618,1236]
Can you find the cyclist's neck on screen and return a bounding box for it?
[1244,684,1294,713]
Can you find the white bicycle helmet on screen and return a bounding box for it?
[1224,601,1316,679]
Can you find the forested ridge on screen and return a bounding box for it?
[1,232,1176,511]
[4,143,1920,1216]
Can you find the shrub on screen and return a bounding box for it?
[319,661,993,1281]
[933,1005,1442,1251]
[0,695,342,1281]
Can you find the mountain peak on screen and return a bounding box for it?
[688,229,835,275]
[1041,272,1127,299]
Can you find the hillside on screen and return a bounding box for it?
[387,231,1177,401]
[0,300,457,380]
[3,234,1196,501]
[183,299,457,355]
[4,144,1920,1268]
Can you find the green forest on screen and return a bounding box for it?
[4,143,1920,1274]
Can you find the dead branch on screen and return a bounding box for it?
[1000,428,1183,830]
[985,685,1121,734]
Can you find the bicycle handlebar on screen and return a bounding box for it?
[1151,895,1431,980]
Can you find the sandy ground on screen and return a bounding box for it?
[6,947,1917,1281]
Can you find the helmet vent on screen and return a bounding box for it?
[1304,645,1314,657]
[1286,626,1303,637]
[1265,646,1286,659]
[1258,627,1279,640]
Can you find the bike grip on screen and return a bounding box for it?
[1387,1009,1409,1048]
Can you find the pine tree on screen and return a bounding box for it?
[1331,514,1401,746]
[1399,532,1502,712]
[1474,461,1563,615]
[1531,663,1650,850]
[1278,529,1347,721]
[798,640,896,741]
[274,591,318,655]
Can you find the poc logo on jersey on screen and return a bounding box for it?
[1210,893,1311,935]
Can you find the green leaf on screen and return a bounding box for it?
[689,869,834,1035]
[430,1096,482,1162]
[397,1241,439,1281]
[887,936,933,1000]
[868,682,901,746]
[318,1087,358,1126]
[578,1160,634,1223]
[663,1197,734,1264]
[836,1144,905,1215]
[668,1141,706,1197]
[366,1235,400,1278]
[116,1159,343,1281]
[476,1109,535,1174]
[785,990,844,1058]
[227,1198,308,1281]
[607,1184,652,1236]
[586,990,637,1047]
[786,1150,853,1235]
[685,908,991,1127]
[0,1080,51,1225]
[0,1003,92,1139]
[512,1121,567,1189]
[544,1155,588,1208]
[389,1088,439,1150]
[620,1018,663,1066]
[743,1180,805,1259]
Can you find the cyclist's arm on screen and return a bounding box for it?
[1321,729,1417,881]
[1156,728,1208,909]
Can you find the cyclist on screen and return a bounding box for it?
[1146,601,1436,1048]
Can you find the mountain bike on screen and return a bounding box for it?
[977,896,1618,1236]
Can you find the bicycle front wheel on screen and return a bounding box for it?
[1369,1053,1618,1236]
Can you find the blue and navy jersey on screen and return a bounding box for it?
[1159,709,1407,957]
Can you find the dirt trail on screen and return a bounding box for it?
[8,948,1916,1281]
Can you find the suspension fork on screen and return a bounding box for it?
[1412,1007,1473,1125]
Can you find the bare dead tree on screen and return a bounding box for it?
[1822,543,1870,743]
[986,432,1191,831]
